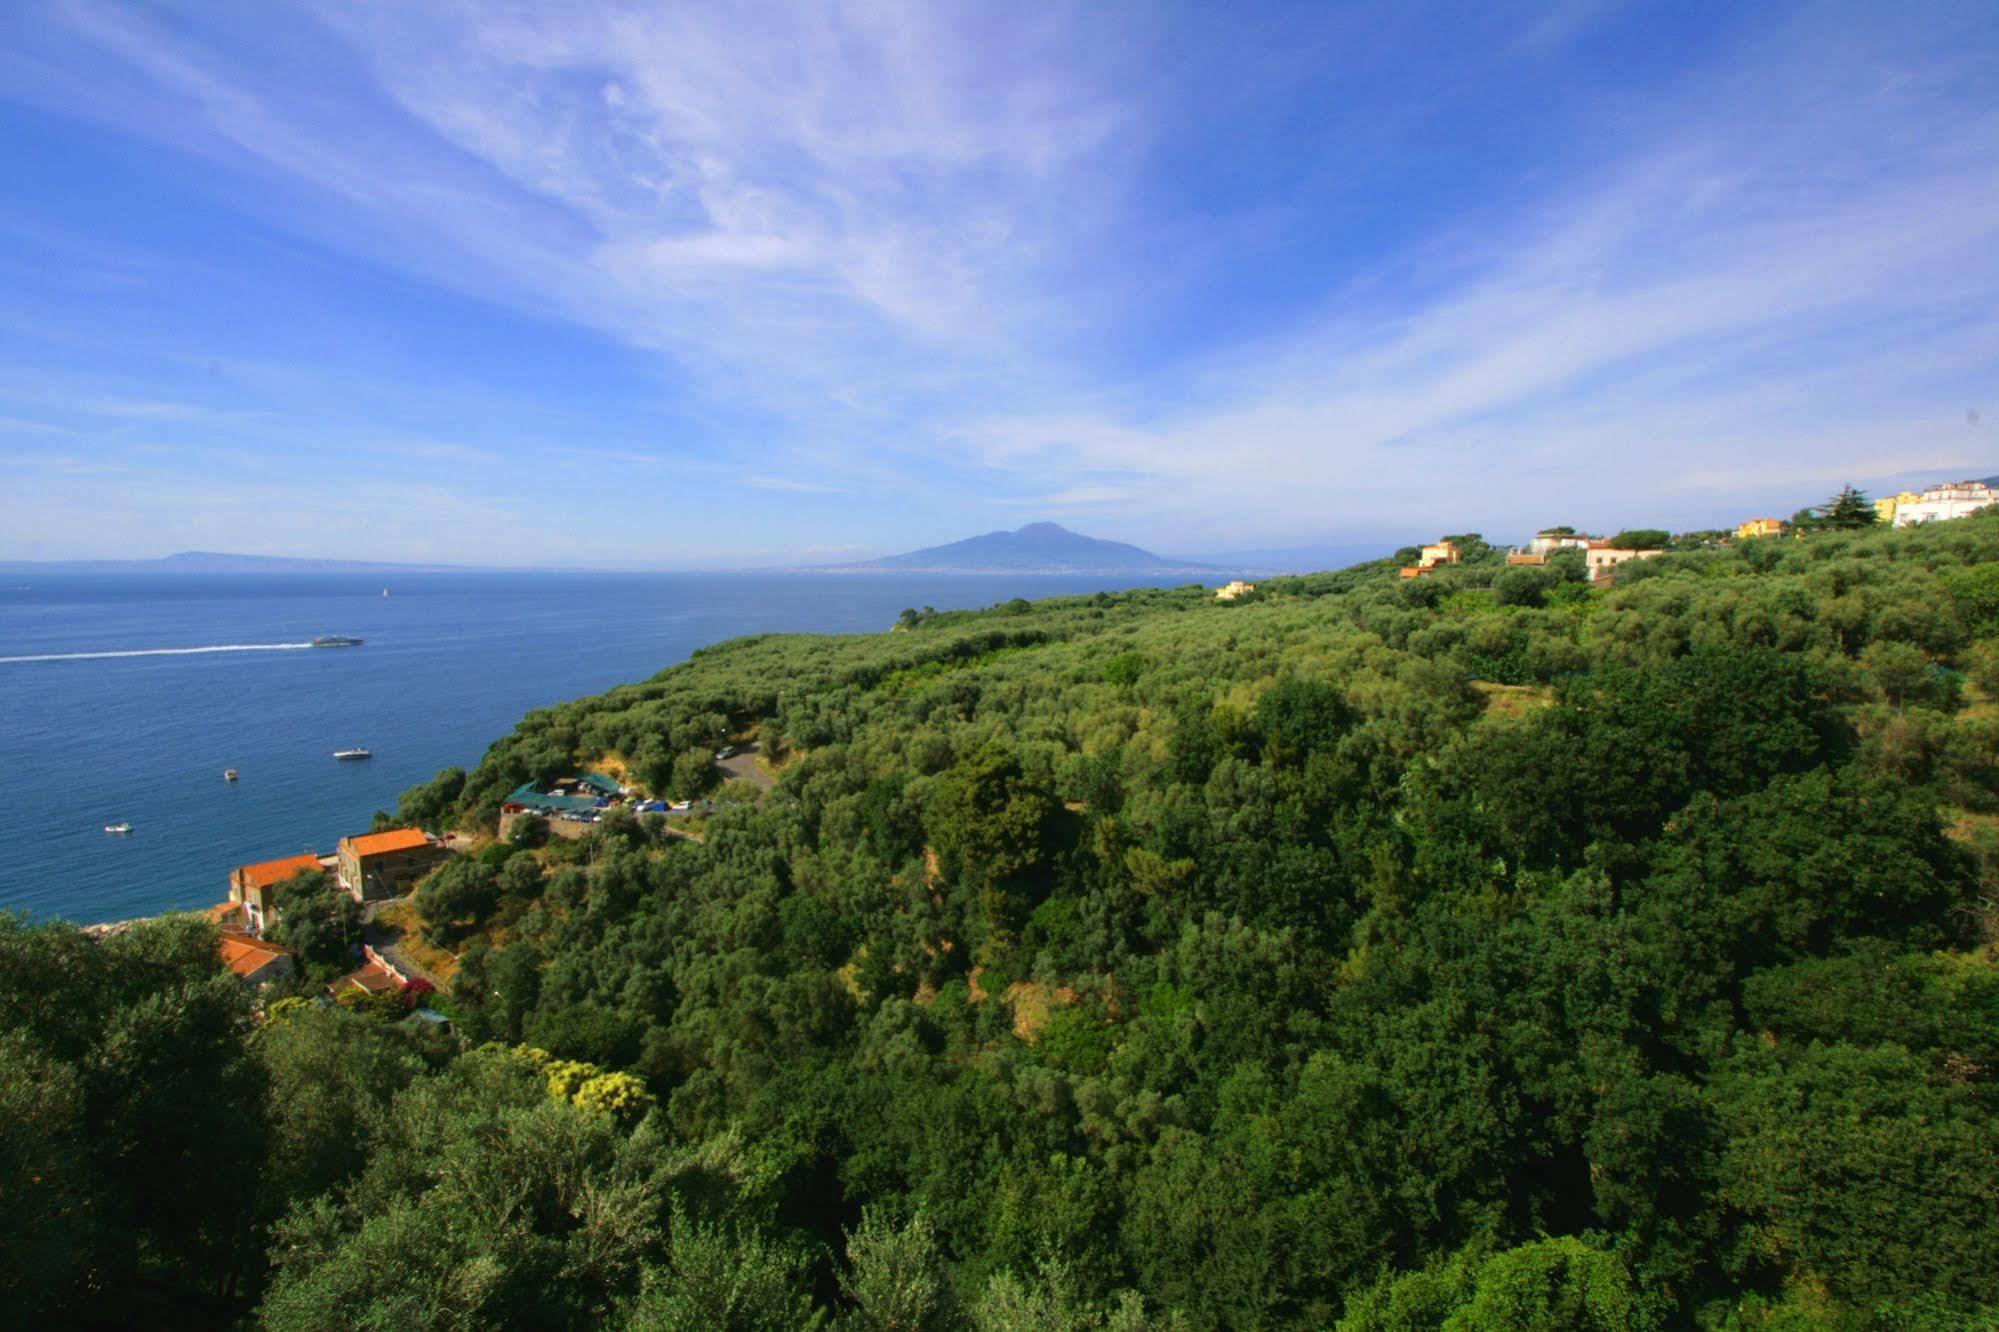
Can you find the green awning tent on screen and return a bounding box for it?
[504,782,602,813]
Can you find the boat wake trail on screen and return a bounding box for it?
[0,642,317,664]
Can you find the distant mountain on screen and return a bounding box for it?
[0,551,482,574]
[825,523,1219,575]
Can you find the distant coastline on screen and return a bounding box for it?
[0,522,1395,580]
[774,561,1225,577]
[0,551,491,576]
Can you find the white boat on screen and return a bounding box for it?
[333,748,372,761]
[224,768,238,781]
[104,822,132,835]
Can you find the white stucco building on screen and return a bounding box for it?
[1893,481,1997,528]
[1527,531,1595,557]
[1586,543,1664,583]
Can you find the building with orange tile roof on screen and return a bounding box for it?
[219,934,295,986]
[1399,537,1462,580]
[333,959,401,997]
[229,852,326,936]
[337,827,448,902]
[346,828,432,856]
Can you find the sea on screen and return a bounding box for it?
[0,571,1198,925]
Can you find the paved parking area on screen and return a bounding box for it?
[715,743,774,789]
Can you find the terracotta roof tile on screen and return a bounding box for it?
[337,961,400,994]
[233,853,325,891]
[219,934,292,978]
[345,828,432,857]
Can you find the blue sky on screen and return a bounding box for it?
[1,1,1996,566]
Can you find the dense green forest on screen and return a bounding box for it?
[9,512,1999,1328]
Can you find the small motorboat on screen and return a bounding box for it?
[312,635,364,648]
[333,748,372,761]
[224,768,239,782]
[104,822,132,835]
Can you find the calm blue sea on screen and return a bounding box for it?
[0,571,1194,924]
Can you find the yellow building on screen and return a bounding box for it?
[1736,517,1786,540]
[1215,580,1256,601]
[1399,538,1463,580]
[1419,540,1460,567]
[1875,490,1921,524]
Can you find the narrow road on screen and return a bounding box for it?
[372,936,446,989]
[360,897,453,990]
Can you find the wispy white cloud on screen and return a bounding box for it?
[996,485,1150,509]
[23,0,1136,416]
[88,398,255,423]
[0,463,525,561]
[0,415,77,437]
[743,475,848,495]
[3,1,1996,560]
[0,452,128,475]
[933,20,1999,542]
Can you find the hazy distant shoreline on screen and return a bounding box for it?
[0,541,1396,580]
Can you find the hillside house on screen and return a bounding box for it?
[229,852,326,936]
[1400,539,1462,579]
[1586,543,1664,584]
[1215,580,1257,601]
[336,828,449,903]
[219,934,295,986]
[1875,490,1921,524]
[1527,531,1595,557]
[1736,517,1786,539]
[332,958,402,998]
[1893,481,1997,527]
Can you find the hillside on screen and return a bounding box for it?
[830,521,1218,574]
[11,514,1999,1326]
